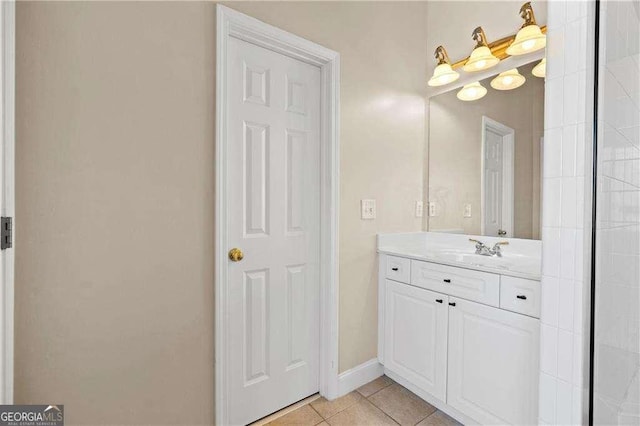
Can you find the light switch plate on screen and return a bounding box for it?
[463,203,472,218]
[361,199,376,220]
[415,201,424,218]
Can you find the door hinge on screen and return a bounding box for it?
[1,217,12,250]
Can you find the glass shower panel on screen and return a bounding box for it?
[593,0,640,424]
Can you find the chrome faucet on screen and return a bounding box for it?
[469,239,509,257]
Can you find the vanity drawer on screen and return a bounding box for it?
[385,255,411,283]
[411,260,500,307]
[500,276,541,318]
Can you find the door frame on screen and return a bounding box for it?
[215,5,340,425]
[480,116,514,237]
[0,0,14,404]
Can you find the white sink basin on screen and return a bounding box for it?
[428,249,535,270]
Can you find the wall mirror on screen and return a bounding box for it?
[427,60,544,240]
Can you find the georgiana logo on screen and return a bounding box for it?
[0,404,64,426]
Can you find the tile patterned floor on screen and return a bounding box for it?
[262,376,462,426]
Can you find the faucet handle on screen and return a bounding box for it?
[469,238,483,245]
[491,241,509,255]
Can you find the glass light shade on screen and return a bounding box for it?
[506,24,546,55]
[428,63,460,87]
[457,82,487,101]
[490,68,526,90]
[532,58,546,78]
[463,45,500,72]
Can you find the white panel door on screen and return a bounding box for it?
[384,280,448,401]
[226,36,321,425]
[484,128,503,237]
[447,297,540,425]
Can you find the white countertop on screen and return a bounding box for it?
[378,232,542,281]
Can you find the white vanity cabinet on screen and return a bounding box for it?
[447,297,540,425]
[379,254,540,426]
[384,279,448,400]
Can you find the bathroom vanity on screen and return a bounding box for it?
[377,232,542,425]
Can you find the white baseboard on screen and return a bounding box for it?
[337,358,384,397]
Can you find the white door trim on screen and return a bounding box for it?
[481,116,514,237]
[215,5,340,425]
[0,0,14,404]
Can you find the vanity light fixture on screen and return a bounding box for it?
[463,27,500,72]
[506,2,547,55]
[457,82,487,101]
[532,57,546,78]
[428,46,460,87]
[490,68,526,90]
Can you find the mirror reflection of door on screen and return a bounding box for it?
[482,117,514,238]
[427,60,543,240]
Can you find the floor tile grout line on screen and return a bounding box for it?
[364,381,394,400]
[413,409,437,426]
[311,392,363,421]
[308,404,325,420]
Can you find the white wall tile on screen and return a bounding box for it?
[541,323,559,375]
[547,27,566,80]
[564,20,582,75]
[543,227,562,277]
[543,178,563,226]
[546,77,565,129]
[540,372,559,423]
[560,229,577,279]
[572,385,585,425]
[556,379,574,425]
[563,73,580,126]
[563,125,578,177]
[573,332,585,386]
[545,127,564,178]
[542,276,561,327]
[547,0,567,31]
[558,278,575,331]
[561,177,578,227]
[541,1,595,423]
[558,328,575,383]
[573,281,585,335]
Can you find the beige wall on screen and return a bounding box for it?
[15,2,427,425]
[16,2,217,425]
[428,62,544,239]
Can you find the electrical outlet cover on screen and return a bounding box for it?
[428,202,437,217]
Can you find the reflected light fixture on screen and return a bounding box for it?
[490,68,526,90]
[463,27,500,72]
[457,82,487,101]
[532,57,546,78]
[506,2,547,55]
[428,46,460,87]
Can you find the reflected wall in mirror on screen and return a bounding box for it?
[428,61,543,240]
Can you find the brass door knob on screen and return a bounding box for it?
[228,248,244,262]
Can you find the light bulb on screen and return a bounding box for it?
[490,68,526,90]
[457,82,487,101]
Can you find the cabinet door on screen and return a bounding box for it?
[384,280,448,401]
[447,297,540,425]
